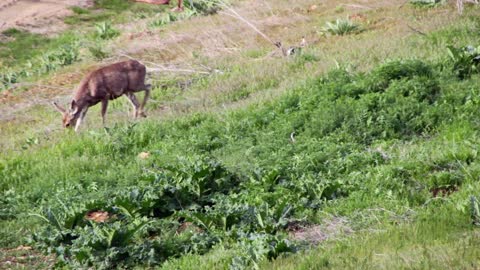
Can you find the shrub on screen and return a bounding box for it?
[410,0,444,7]
[187,0,223,15]
[323,18,361,36]
[447,45,480,79]
[38,44,80,73]
[88,45,109,60]
[94,22,120,40]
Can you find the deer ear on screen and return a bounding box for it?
[52,101,66,114]
[70,100,79,115]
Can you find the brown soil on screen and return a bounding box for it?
[289,217,353,245]
[0,0,93,34]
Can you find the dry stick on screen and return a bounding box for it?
[262,0,276,17]
[117,53,212,74]
[407,25,426,36]
[398,0,410,9]
[218,10,276,46]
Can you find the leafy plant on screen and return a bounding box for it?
[410,0,444,7]
[150,13,177,27]
[38,44,80,73]
[447,45,480,79]
[323,18,361,36]
[88,45,109,60]
[0,189,21,220]
[70,6,90,15]
[94,22,120,40]
[187,0,223,15]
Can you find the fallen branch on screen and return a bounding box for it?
[117,52,221,75]
[218,11,276,46]
[407,25,426,36]
[216,0,277,47]
[217,2,303,57]
[398,0,409,9]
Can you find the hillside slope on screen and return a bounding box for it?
[1,0,480,269]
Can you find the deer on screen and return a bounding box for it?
[52,60,151,132]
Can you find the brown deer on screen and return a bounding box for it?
[52,60,151,132]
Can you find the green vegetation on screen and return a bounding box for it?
[0,29,77,68]
[2,0,480,269]
[94,21,120,40]
[410,0,445,8]
[0,31,80,89]
[323,18,362,36]
[447,45,480,79]
[3,54,480,268]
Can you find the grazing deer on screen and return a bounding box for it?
[52,60,151,132]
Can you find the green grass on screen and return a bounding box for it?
[2,1,480,269]
[0,29,77,68]
[323,18,362,36]
[3,57,480,268]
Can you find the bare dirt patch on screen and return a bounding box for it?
[289,217,353,245]
[0,0,93,34]
[0,246,54,270]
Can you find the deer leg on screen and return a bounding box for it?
[101,99,108,126]
[74,107,88,132]
[125,92,141,118]
[138,86,150,118]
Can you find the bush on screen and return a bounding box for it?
[94,21,120,40]
[447,45,480,79]
[410,0,444,7]
[323,18,361,35]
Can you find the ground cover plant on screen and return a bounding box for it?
[322,18,361,36]
[3,54,480,268]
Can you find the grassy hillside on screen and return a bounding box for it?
[1,0,480,269]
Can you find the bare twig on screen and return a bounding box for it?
[407,25,426,36]
[117,52,218,75]
[218,11,276,46]
[399,0,410,9]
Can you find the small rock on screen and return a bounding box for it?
[308,5,318,12]
[85,211,110,223]
[138,151,150,159]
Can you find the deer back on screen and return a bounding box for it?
[73,60,147,106]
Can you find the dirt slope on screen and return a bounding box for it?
[0,0,92,34]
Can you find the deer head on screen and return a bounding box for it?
[52,101,80,129]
